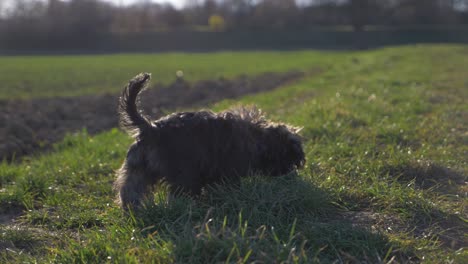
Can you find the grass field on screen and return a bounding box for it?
[0,51,334,99]
[0,45,467,263]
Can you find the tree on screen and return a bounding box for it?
[219,0,255,29]
[348,0,369,31]
[161,5,186,29]
[250,0,299,30]
[67,0,113,36]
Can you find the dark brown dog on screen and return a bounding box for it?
[114,73,305,209]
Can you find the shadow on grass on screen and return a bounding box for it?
[132,175,417,263]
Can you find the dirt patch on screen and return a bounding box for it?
[421,213,468,250]
[340,211,402,233]
[0,71,304,162]
[341,210,467,251]
[0,210,22,225]
[340,159,467,251]
[383,160,466,195]
[0,225,60,257]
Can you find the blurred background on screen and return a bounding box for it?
[1,0,468,53]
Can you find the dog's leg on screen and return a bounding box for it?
[114,141,160,209]
[114,164,154,210]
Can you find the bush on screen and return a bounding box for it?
[209,15,225,32]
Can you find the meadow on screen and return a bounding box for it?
[0,51,333,99]
[0,45,467,263]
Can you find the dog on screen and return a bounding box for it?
[114,73,305,209]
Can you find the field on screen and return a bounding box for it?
[0,51,332,99]
[0,45,467,263]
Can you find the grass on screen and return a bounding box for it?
[0,51,334,99]
[1,45,467,263]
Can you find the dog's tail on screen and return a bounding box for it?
[118,73,152,138]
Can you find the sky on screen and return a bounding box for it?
[0,0,187,10]
[0,0,188,18]
[105,0,185,8]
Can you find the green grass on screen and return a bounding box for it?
[1,45,467,263]
[0,51,334,99]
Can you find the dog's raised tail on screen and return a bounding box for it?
[118,73,152,138]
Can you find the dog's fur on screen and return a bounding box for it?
[114,73,305,209]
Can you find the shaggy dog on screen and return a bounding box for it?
[114,73,305,209]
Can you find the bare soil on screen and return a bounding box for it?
[0,71,303,161]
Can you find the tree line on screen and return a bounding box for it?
[0,0,467,52]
